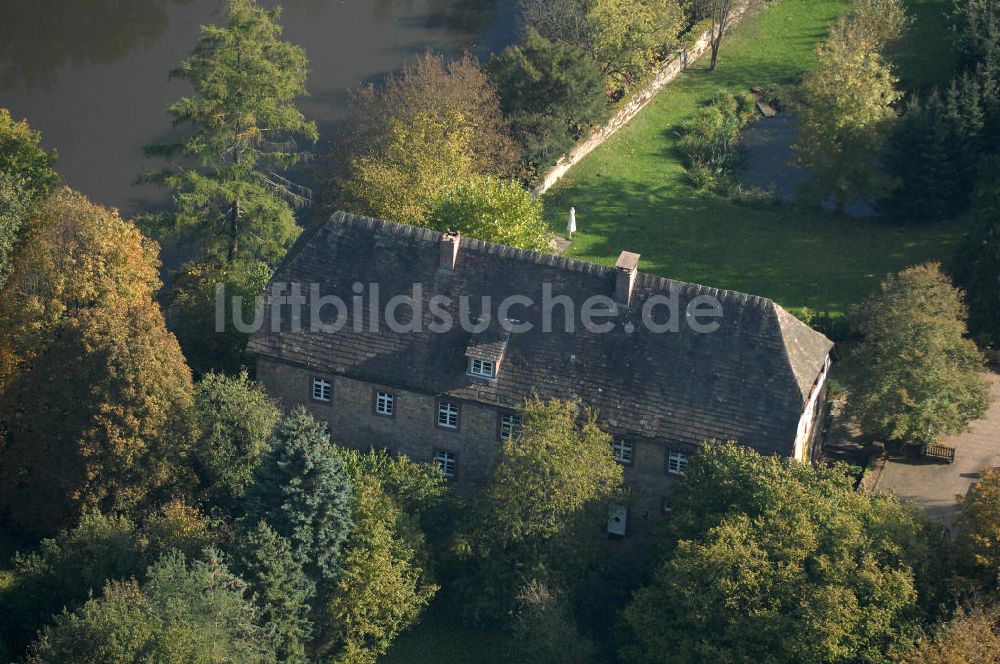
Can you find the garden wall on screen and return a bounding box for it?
[532,1,757,196]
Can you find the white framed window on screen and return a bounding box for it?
[468,358,495,379]
[499,413,522,441]
[666,450,687,475]
[613,439,633,464]
[434,450,457,479]
[661,497,673,515]
[437,401,459,429]
[375,390,394,416]
[311,377,332,402]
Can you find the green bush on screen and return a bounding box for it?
[677,92,758,189]
[488,29,607,174]
[793,307,856,343]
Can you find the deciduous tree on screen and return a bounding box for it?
[428,175,550,250]
[847,263,989,446]
[953,467,1000,591]
[795,16,902,209]
[900,601,1000,664]
[475,398,622,547]
[0,108,58,198]
[335,447,447,518]
[27,551,277,664]
[343,112,475,226]
[194,370,281,513]
[141,0,317,266]
[455,399,622,618]
[0,188,160,389]
[513,579,597,664]
[0,108,58,288]
[0,513,147,656]
[519,0,592,47]
[339,51,520,187]
[621,443,945,664]
[0,191,198,538]
[1,505,220,658]
[0,303,198,537]
[586,0,686,86]
[326,474,437,663]
[142,499,218,562]
[848,0,910,51]
[689,0,762,70]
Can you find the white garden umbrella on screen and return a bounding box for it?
[567,206,577,236]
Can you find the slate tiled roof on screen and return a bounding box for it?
[247,212,834,456]
[464,316,510,363]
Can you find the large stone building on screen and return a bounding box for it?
[247,212,834,533]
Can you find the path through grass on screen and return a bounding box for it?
[542,0,967,314]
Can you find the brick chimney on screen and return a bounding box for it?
[440,231,460,270]
[614,251,640,308]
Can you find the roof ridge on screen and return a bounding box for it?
[639,273,773,309]
[330,212,780,308]
[332,211,619,276]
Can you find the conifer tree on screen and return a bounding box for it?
[883,93,975,219]
[141,0,317,266]
[235,521,315,664]
[954,157,1000,345]
[249,407,354,585]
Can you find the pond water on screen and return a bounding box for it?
[740,112,808,201]
[0,0,516,218]
[741,112,875,218]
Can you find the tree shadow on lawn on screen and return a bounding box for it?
[546,170,965,314]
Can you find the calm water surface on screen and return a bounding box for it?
[0,0,515,217]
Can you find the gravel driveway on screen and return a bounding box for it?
[872,370,1000,528]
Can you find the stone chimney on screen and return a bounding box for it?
[440,231,460,270]
[614,251,640,308]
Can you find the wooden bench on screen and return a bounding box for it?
[922,444,956,463]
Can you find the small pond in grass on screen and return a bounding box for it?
[740,112,876,218]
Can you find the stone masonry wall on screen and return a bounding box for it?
[257,357,504,490]
[532,1,756,197]
[255,356,692,532]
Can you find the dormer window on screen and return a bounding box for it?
[465,315,509,381]
[468,357,495,379]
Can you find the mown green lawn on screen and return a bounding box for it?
[889,0,958,90]
[543,0,967,315]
